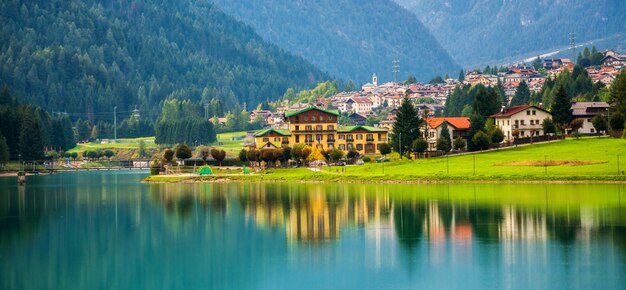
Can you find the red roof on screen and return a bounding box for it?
[491,105,548,117]
[426,117,470,129]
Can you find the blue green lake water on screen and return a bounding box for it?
[1,171,625,289]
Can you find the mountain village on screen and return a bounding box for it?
[247,49,625,154]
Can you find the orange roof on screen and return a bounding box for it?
[426,117,470,129]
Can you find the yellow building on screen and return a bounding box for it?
[254,107,388,154]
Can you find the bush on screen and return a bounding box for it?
[471,131,490,151]
[175,144,192,160]
[453,137,466,150]
[362,156,371,162]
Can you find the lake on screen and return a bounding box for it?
[1,171,625,289]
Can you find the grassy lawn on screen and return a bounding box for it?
[211,131,247,154]
[147,137,626,183]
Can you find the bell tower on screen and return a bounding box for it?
[372,73,378,87]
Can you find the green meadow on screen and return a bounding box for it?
[146,137,626,183]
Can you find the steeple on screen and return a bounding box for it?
[372,73,378,87]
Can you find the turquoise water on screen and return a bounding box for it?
[1,171,625,289]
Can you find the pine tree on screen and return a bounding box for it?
[436,122,452,153]
[467,114,485,151]
[18,112,44,160]
[0,134,9,164]
[609,70,626,117]
[551,83,572,134]
[472,86,500,117]
[391,95,421,158]
[510,81,531,106]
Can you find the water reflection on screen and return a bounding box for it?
[1,173,625,289]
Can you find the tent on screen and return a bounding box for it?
[197,166,213,175]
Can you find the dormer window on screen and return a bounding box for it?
[312,116,317,121]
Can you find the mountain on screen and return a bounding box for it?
[395,0,626,67]
[0,0,329,121]
[211,0,459,83]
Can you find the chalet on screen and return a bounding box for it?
[349,112,368,126]
[570,102,609,134]
[601,54,626,68]
[491,105,552,142]
[423,117,470,151]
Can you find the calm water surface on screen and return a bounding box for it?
[1,171,625,290]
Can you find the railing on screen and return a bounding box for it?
[366,138,375,142]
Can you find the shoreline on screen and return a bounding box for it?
[143,174,626,184]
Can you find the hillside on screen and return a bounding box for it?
[395,0,626,67]
[211,0,459,83]
[0,0,329,121]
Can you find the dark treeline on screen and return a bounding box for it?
[154,99,216,145]
[0,0,329,123]
[0,87,75,161]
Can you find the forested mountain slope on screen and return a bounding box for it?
[0,0,329,121]
[395,0,626,67]
[212,0,459,83]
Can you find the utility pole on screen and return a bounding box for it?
[569,32,576,61]
[114,106,117,143]
[392,60,400,83]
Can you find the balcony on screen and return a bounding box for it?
[327,139,336,143]
[366,137,375,142]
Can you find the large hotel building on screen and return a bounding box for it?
[253,107,389,155]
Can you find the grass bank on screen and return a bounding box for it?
[145,137,626,184]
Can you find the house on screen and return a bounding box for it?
[349,112,368,125]
[349,97,374,114]
[570,102,609,134]
[423,117,470,151]
[491,105,552,142]
[601,53,626,68]
[253,107,388,155]
[249,110,272,123]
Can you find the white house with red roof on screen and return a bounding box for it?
[423,117,471,151]
[491,105,552,141]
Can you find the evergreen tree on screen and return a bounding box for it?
[18,112,44,160]
[472,86,500,117]
[458,69,465,83]
[609,70,626,118]
[467,114,486,151]
[436,122,452,152]
[0,134,9,164]
[391,96,421,158]
[551,84,572,134]
[510,81,531,106]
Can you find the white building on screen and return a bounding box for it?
[571,102,609,134]
[491,105,552,141]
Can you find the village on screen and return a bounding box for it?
[245,48,625,155]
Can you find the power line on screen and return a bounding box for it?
[392,60,400,83]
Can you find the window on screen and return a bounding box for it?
[304,116,309,121]
[282,137,289,143]
[305,125,312,131]
[295,125,300,131]
[329,144,334,149]
[507,120,510,125]
[532,110,536,115]
[295,116,299,123]
[591,128,595,133]
[587,118,592,122]
[347,144,353,150]
[328,134,334,141]
[357,134,363,140]
[530,120,534,125]
[295,135,300,142]
[319,115,324,121]
[526,111,530,115]
[263,138,269,142]
[366,134,373,141]
[329,116,333,121]
[316,134,322,141]
[316,125,323,131]
[274,137,280,142]
[312,116,316,121]
[339,134,345,140]
[327,125,334,130]
[356,144,363,150]
[305,134,313,141]
[339,144,345,150]
[429,131,435,138]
